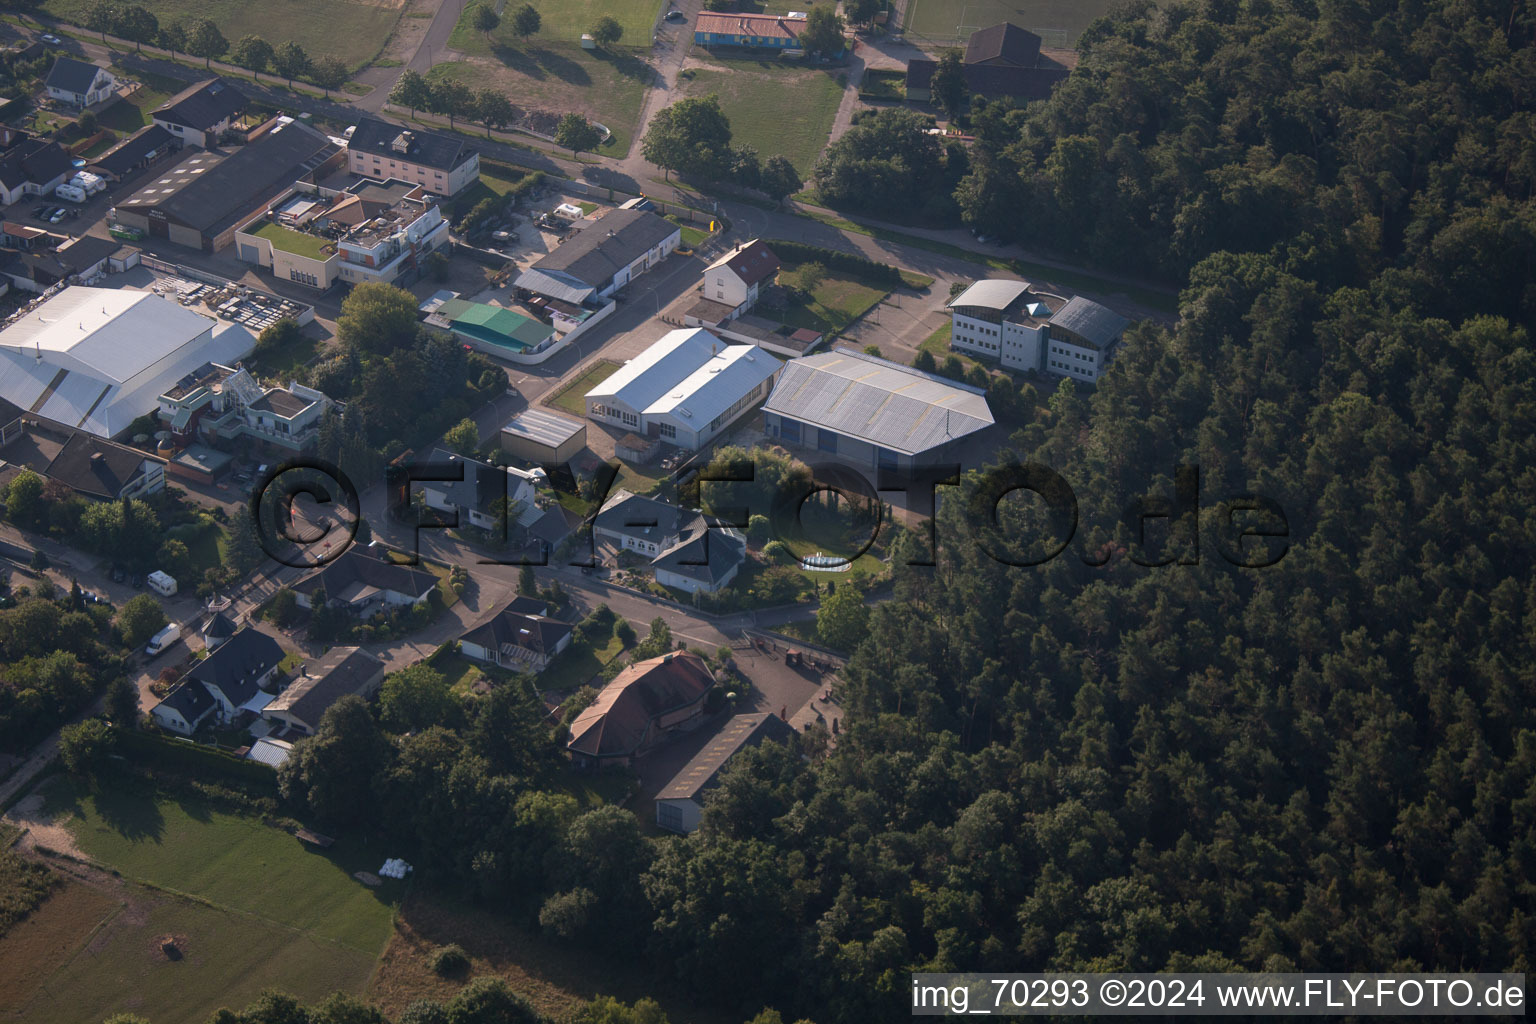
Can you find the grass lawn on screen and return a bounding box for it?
[95,84,173,133]
[249,219,332,260]
[678,61,844,177]
[774,260,889,334]
[78,131,121,158]
[858,67,906,100]
[10,883,380,1024]
[448,0,665,52]
[902,0,1112,47]
[43,779,400,954]
[538,624,626,692]
[165,516,229,580]
[547,359,620,417]
[250,323,321,376]
[919,320,974,366]
[43,0,404,69]
[550,768,635,809]
[425,48,649,157]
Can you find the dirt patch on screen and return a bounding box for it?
[374,0,438,66]
[354,871,383,887]
[152,932,189,962]
[3,795,85,863]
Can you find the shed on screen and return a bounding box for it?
[501,407,587,465]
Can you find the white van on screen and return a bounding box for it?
[147,570,177,596]
[145,623,181,657]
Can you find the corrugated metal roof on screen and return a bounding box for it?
[763,348,994,455]
[643,342,780,426]
[502,408,585,447]
[1049,295,1130,348]
[513,267,594,305]
[585,328,766,419]
[656,712,796,802]
[948,278,1031,311]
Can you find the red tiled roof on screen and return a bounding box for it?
[567,651,714,758]
[694,12,802,41]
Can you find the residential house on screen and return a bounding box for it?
[905,23,1071,103]
[762,348,995,473]
[291,548,438,618]
[156,362,338,453]
[151,77,246,149]
[593,489,747,595]
[655,712,797,832]
[179,627,287,723]
[459,599,573,673]
[567,651,714,766]
[150,680,215,735]
[235,179,451,292]
[693,11,806,50]
[0,396,166,501]
[516,208,680,305]
[346,119,480,196]
[86,124,181,183]
[261,646,385,737]
[0,234,119,293]
[113,118,343,251]
[695,239,780,321]
[44,57,116,108]
[0,138,74,205]
[583,328,780,451]
[946,280,1130,382]
[416,448,548,535]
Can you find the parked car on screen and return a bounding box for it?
[48,210,66,224]
[131,574,143,589]
[40,33,61,44]
[32,204,48,218]
[665,10,685,21]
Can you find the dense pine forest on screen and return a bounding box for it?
[651,0,1535,1016]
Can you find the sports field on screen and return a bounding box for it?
[902,0,1114,48]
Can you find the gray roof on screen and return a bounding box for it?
[947,278,1032,312]
[88,124,178,177]
[1049,295,1130,349]
[45,57,108,96]
[156,680,214,723]
[501,408,585,450]
[656,712,796,802]
[526,208,678,291]
[512,268,594,305]
[348,118,477,173]
[185,627,285,707]
[292,548,437,604]
[763,348,994,456]
[965,22,1042,66]
[152,78,246,132]
[653,523,746,585]
[117,121,338,236]
[264,647,383,728]
[203,611,237,639]
[460,605,573,659]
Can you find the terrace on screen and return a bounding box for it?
[248,219,335,262]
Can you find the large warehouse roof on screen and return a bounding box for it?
[0,287,254,436]
[947,279,1032,311]
[763,348,994,455]
[586,329,779,424]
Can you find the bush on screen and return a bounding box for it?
[762,540,793,564]
[770,240,905,287]
[428,943,470,976]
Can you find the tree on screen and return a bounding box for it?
[641,95,733,181]
[156,539,190,580]
[390,69,432,117]
[338,282,420,354]
[794,261,826,296]
[185,18,228,69]
[511,3,542,40]
[518,565,537,596]
[5,468,46,530]
[117,5,158,52]
[85,0,119,42]
[157,20,187,57]
[278,695,392,825]
[229,35,274,80]
[844,0,882,26]
[929,49,968,121]
[554,113,602,158]
[588,15,622,47]
[476,89,516,136]
[445,976,542,1024]
[226,507,264,576]
[471,2,501,37]
[273,40,312,88]
[59,719,116,778]
[116,594,166,648]
[732,145,761,190]
[797,6,845,56]
[311,55,349,99]
[378,664,458,733]
[816,585,869,652]
[759,155,802,206]
[443,417,480,455]
[430,78,475,129]
[106,677,139,727]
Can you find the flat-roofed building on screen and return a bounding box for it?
[500,408,586,465]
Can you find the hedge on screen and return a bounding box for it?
[119,729,280,792]
[765,240,905,288]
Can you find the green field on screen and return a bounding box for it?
[775,260,890,335]
[678,62,845,177]
[547,359,620,417]
[902,0,1107,48]
[43,0,403,69]
[448,0,665,51]
[424,55,647,157]
[538,621,626,692]
[43,781,399,953]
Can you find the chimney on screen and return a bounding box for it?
[90,452,104,465]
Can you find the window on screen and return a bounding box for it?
[658,803,684,831]
[779,418,801,443]
[818,431,837,454]
[658,422,677,438]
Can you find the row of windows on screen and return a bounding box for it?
[1048,359,1095,377]
[289,269,320,287]
[1050,344,1094,363]
[658,422,677,439]
[707,380,764,433]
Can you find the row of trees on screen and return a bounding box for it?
[81,4,347,94]
[640,95,802,202]
[389,70,517,134]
